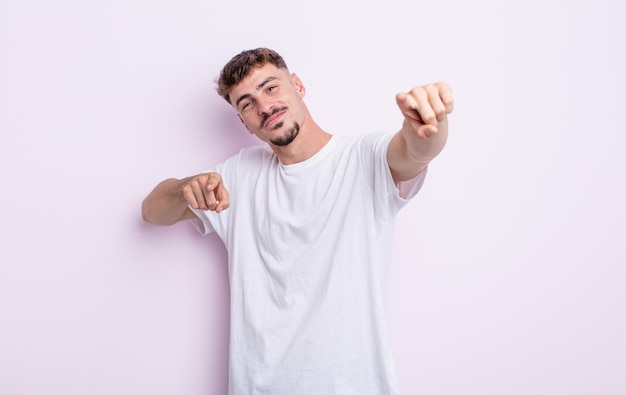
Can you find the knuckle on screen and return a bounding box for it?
[422,112,437,124]
[424,83,438,93]
[409,87,427,98]
[182,185,194,199]
[434,105,447,117]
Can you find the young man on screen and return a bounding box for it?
[142,48,453,394]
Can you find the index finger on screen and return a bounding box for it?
[395,91,426,126]
[402,87,439,126]
[205,172,222,192]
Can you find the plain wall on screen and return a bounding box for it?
[1,0,624,394]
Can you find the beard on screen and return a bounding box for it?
[269,121,300,147]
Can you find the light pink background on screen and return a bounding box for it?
[1,0,624,394]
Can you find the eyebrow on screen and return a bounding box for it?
[234,77,279,108]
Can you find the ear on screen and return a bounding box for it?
[238,114,253,134]
[291,73,306,98]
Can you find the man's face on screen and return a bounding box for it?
[229,63,307,147]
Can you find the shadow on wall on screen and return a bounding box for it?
[135,89,250,393]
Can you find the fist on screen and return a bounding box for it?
[396,82,454,139]
[182,172,230,213]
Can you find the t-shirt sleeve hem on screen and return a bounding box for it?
[396,166,428,200]
[188,206,215,235]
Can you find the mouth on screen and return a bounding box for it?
[262,108,287,129]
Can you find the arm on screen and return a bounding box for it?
[141,172,229,226]
[387,82,454,183]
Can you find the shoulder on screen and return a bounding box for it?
[334,131,393,146]
[333,132,394,156]
[214,144,276,185]
[219,144,276,169]
[356,131,394,147]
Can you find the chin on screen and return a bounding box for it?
[269,122,300,147]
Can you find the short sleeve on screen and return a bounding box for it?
[189,208,216,235]
[397,166,427,200]
[358,132,427,221]
[186,144,271,241]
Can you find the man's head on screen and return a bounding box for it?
[217,48,309,149]
[217,48,288,104]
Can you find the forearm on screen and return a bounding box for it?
[142,178,192,226]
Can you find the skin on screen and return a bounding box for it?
[388,82,453,182]
[230,64,331,165]
[141,63,453,226]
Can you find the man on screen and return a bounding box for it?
[142,47,453,394]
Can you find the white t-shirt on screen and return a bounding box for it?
[191,132,426,395]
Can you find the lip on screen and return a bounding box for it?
[264,110,285,128]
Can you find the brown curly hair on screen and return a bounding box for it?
[217,48,288,104]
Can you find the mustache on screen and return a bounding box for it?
[260,107,288,128]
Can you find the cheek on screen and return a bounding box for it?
[237,115,254,132]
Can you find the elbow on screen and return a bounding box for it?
[141,198,181,227]
[141,199,153,224]
[141,198,161,225]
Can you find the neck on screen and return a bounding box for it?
[271,118,332,165]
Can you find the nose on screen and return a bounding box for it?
[257,97,274,116]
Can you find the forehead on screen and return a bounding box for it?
[230,64,288,96]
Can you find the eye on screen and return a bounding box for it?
[241,100,253,111]
[267,85,277,93]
